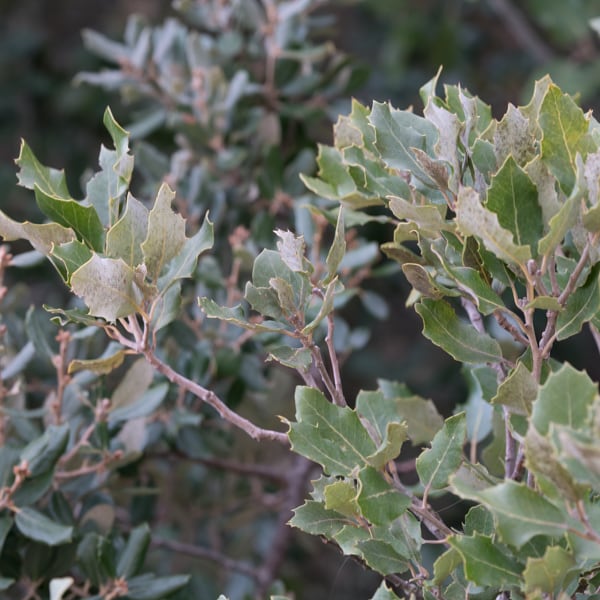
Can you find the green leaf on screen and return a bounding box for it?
[433,547,463,585]
[369,101,438,186]
[15,139,71,197]
[20,423,69,477]
[357,539,410,576]
[117,523,150,578]
[108,383,169,426]
[288,500,346,538]
[373,382,444,444]
[369,582,402,600]
[491,362,537,416]
[157,214,214,292]
[85,107,134,227]
[302,277,338,334]
[449,533,522,587]
[77,533,115,586]
[486,155,542,252]
[15,507,73,546]
[540,83,595,193]
[71,255,143,321]
[401,263,446,299]
[357,466,410,525]
[415,298,503,364]
[537,194,579,257]
[441,266,504,315]
[451,479,569,547]
[106,194,148,266]
[493,103,535,166]
[34,186,105,252]
[555,263,600,340]
[67,349,127,375]
[325,208,345,284]
[0,514,14,553]
[388,197,451,236]
[366,421,409,468]
[275,229,308,273]
[416,413,466,491]
[324,480,359,518]
[532,363,597,435]
[288,386,376,476]
[198,297,287,333]
[141,183,187,282]
[523,546,575,594]
[456,186,531,265]
[0,209,75,256]
[126,574,190,600]
[266,346,312,371]
[50,240,93,284]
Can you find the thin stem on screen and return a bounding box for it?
[143,348,289,444]
[557,235,596,306]
[51,329,72,425]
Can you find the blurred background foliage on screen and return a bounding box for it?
[1,0,600,597]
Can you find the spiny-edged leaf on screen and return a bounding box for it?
[141,183,186,282]
[416,412,466,491]
[116,523,150,578]
[451,479,570,547]
[324,480,359,518]
[157,215,213,292]
[85,107,134,227]
[525,427,584,504]
[493,103,535,166]
[106,194,148,266]
[523,546,575,594]
[325,208,345,284]
[532,363,597,436]
[197,297,288,333]
[555,263,600,340]
[368,100,438,186]
[15,507,73,546]
[334,98,377,155]
[388,197,451,235]
[449,533,522,587]
[491,362,537,416]
[369,582,402,600]
[15,139,71,197]
[20,423,69,477]
[486,155,542,252]
[67,349,127,375]
[357,539,410,576]
[415,298,503,364]
[288,386,376,476]
[71,255,143,321]
[0,210,75,256]
[540,83,595,193]
[50,240,93,284]
[288,500,347,538]
[357,466,410,525]
[456,186,531,265]
[302,145,357,198]
[35,186,104,252]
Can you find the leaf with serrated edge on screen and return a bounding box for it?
[324,480,359,518]
[532,363,598,436]
[415,298,503,364]
[275,229,307,273]
[456,186,531,265]
[357,539,410,576]
[523,546,575,594]
[416,413,466,491]
[71,255,143,321]
[288,500,346,538]
[449,533,522,587]
[288,386,376,476]
[450,478,570,547]
[141,183,186,282]
[357,466,410,525]
[15,139,71,198]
